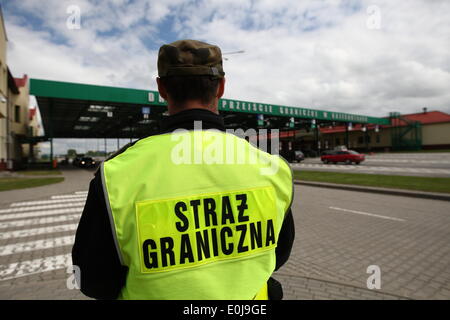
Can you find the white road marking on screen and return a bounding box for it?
[0,201,85,214]
[0,223,78,240]
[0,235,75,256]
[329,206,406,222]
[0,207,83,221]
[365,159,450,164]
[0,213,81,229]
[293,163,450,175]
[0,254,71,281]
[11,197,87,207]
[0,192,86,280]
[51,194,87,200]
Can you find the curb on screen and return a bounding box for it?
[294,180,450,202]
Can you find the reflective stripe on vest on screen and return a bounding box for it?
[102,130,293,300]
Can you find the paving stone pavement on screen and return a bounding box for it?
[0,176,449,300]
[0,167,95,205]
[274,274,405,300]
[277,185,450,300]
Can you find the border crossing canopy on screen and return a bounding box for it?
[30,78,389,139]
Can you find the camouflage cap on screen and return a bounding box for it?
[157,39,225,78]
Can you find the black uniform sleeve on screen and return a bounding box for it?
[71,171,128,300]
[274,208,295,271]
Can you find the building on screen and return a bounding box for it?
[8,73,30,168]
[401,110,450,149]
[0,6,33,170]
[319,109,450,152]
[0,6,7,169]
[1,69,30,170]
[22,107,41,161]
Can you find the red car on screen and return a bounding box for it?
[321,150,365,165]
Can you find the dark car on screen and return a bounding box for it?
[294,150,305,162]
[78,157,97,168]
[280,150,305,163]
[72,156,82,167]
[321,150,365,165]
[321,150,335,156]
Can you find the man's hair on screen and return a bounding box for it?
[160,75,220,107]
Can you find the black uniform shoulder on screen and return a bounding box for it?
[93,140,138,177]
[105,140,138,162]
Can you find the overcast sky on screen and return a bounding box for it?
[2,0,449,154]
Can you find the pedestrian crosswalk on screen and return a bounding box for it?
[10,196,87,207]
[0,192,86,281]
[0,201,86,214]
[0,214,81,230]
[0,223,78,240]
[0,207,84,221]
[0,254,72,282]
[0,235,75,256]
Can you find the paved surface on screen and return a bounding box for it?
[294,152,450,177]
[0,167,96,205]
[276,185,450,300]
[1,168,450,300]
[295,180,450,202]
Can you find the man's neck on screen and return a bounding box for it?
[168,100,218,115]
[160,107,225,133]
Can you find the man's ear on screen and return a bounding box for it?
[156,77,168,100]
[217,78,225,99]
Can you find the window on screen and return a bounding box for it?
[14,105,20,123]
[376,135,381,143]
[335,138,340,145]
[358,136,364,144]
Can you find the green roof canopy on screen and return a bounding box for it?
[30,78,389,139]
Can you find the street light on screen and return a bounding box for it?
[222,50,245,61]
[361,126,369,152]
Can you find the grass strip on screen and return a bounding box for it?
[0,177,65,191]
[293,170,450,194]
[19,170,62,176]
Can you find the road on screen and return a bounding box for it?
[276,184,450,300]
[292,152,450,177]
[0,170,449,299]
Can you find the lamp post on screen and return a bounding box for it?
[0,94,9,169]
[362,126,369,152]
[345,122,352,149]
[222,50,245,61]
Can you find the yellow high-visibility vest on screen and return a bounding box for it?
[102,129,293,300]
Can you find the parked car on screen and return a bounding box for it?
[281,150,305,163]
[77,157,97,168]
[321,150,365,164]
[321,150,335,156]
[303,149,318,158]
[72,156,82,167]
[294,150,305,162]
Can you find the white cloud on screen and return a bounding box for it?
[3,0,449,120]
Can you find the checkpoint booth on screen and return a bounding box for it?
[28,79,389,164]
